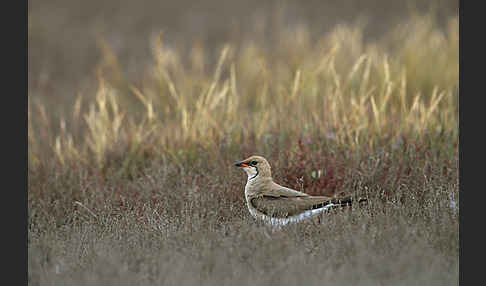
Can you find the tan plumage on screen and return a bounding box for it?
[234,155,365,225]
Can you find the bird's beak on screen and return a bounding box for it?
[234,161,249,168]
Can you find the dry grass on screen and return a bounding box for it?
[28,141,458,285]
[28,6,458,286]
[28,12,458,173]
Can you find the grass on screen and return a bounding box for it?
[28,8,458,286]
[28,142,459,285]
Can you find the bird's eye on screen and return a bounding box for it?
[250,160,258,166]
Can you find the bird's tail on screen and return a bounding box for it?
[329,196,368,208]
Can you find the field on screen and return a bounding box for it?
[28,1,459,285]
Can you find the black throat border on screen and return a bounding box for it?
[249,166,259,180]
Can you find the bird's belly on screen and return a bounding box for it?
[246,198,336,226]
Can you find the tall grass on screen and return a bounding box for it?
[28,11,459,286]
[28,13,458,175]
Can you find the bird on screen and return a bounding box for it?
[234,155,366,226]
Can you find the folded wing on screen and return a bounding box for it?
[250,195,354,218]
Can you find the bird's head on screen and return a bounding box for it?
[234,155,272,180]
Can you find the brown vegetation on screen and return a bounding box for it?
[28,2,458,285]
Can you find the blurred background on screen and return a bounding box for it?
[28,0,458,101]
[28,0,459,172]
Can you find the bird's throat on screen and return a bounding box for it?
[249,167,259,180]
[245,166,259,181]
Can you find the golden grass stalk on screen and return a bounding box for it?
[29,14,458,171]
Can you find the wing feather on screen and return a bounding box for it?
[248,181,363,218]
[250,195,352,218]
